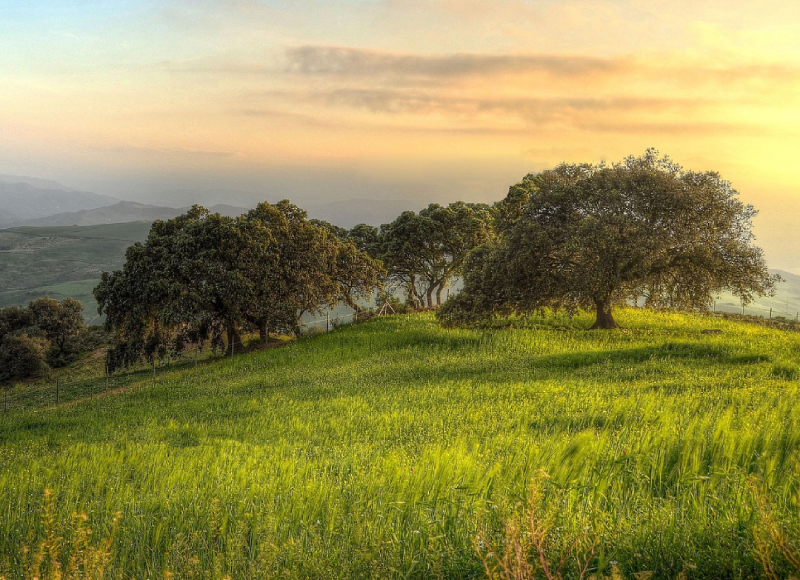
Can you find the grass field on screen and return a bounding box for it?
[0,222,151,323]
[2,310,800,579]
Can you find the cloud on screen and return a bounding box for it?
[89,145,241,159]
[297,88,710,117]
[284,45,621,79]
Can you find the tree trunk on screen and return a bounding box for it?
[426,287,434,309]
[226,326,242,356]
[407,275,417,307]
[259,322,269,343]
[435,283,446,307]
[590,299,619,330]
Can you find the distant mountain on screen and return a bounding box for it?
[207,204,251,218]
[306,199,420,228]
[20,201,250,227]
[0,181,118,227]
[0,174,78,191]
[17,198,417,229]
[711,269,800,319]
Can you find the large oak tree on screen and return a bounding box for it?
[439,150,777,329]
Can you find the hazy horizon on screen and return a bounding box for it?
[2,1,799,269]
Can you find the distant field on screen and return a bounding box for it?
[0,222,151,323]
[2,310,800,578]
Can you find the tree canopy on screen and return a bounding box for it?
[95,201,383,370]
[378,202,495,308]
[0,297,86,383]
[439,150,777,329]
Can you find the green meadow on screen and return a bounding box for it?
[2,309,800,578]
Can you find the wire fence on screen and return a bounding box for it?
[0,340,228,416]
[299,311,360,333]
[712,299,800,321]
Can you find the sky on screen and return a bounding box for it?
[1,0,800,269]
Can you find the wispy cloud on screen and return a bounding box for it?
[294,89,709,117]
[89,145,241,159]
[284,46,620,78]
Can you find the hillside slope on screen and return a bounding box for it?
[0,222,152,323]
[0,181,118,227]
[21,201,250,227]
[1,310,800,578]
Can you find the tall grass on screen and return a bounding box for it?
[2,309,800,578]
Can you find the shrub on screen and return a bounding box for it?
[0,334,49,383]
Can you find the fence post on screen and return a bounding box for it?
[770,308,772,319]
[742,304,745,315]
[326,311,330,333]
[4,389,7,414]
[56,379,59,405]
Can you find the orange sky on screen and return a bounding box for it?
[1,0,799,269]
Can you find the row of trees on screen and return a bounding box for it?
[96,151,776,371]
[0,297,85,383]
[94,199,498,370]
[94,201,383,370]
[315,201,495,308]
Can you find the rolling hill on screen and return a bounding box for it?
[2,310,800,578]
[0,181,118,227]
[20,201,250,227]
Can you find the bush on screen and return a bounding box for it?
[0,333,49,383]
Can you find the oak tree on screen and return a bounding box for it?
[380,202,494,308]
[440,150,777,329]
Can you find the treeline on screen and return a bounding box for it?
[90,150,780,372]
[0,297,89,383]
[94,200,494,371]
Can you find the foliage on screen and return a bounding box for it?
[0,297,87,383]
[95,202,383,369]
[379,202,494,308]
[28,297,85,360]
[442,150,777,329]
[3,310,800,577]
[0,333,50,383]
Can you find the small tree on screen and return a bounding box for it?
[0,334,49,383]
[28,297,85,358]
[440,150,777,329]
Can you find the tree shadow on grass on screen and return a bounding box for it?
[382,340,772,388]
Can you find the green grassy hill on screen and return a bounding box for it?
[2,310,800,578]
[0,222,151,323]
